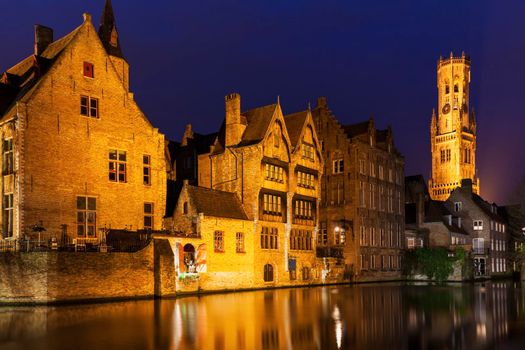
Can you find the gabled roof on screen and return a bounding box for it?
[284,110,308,148]
[0,23,83,118]
[471,194,505,222]
[343,120,369,138]
[186,185,248,220]
[98,0,125,59]
[237,103,277,147]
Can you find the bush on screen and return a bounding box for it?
[407,248,456,283]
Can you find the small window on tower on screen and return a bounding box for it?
[454,84,459,93]
[83,62,94,78]
[445,85,450,94]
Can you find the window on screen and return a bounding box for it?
[261,227,278,249]
[264,264,274,282]
[445,84,450,94]
[76,196,96,237]
[2,194,13,238]
[80,96,98,118]
[297,171,314,189]
[83,62,94,78]
[473,238,485,254]
[183,202,188,214]
[143,155,151,186]
[214,231,224,252]
[318,222,328,245]
[289,257,296,280]
[454,84,459,93]
[369,161,376,177]
[359,159,366,175]
[473,220,483,231]
[144,202,154,230]
[333,159,344,174]
[302,143,314,161]
[407,237,415,249]
[293,200,314,221]
[378,165,384,180]
[360,226,367,246]
[335,226,346,245]
[236,232,245,253]
[290,230,312,250]
[2,139,13,175]
[359,181,366,207]
[109,150,127,182]
[263,194,282,217]
[454,202,462,212]
[264,164,284,183]
[302,267,310,281]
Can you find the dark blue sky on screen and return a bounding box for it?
[2,0,524,204]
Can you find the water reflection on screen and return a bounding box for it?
[1,282,525,350]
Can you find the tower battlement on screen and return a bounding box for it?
[437,52,471,69]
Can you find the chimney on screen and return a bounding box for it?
[34,25,53,56]
[181,124,194,146]
[317,96,327,108]
[461,178,473,193]
[225,93,242,147]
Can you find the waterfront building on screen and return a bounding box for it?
[0,1,166,244]
[405,175,469,250]
[429,52,479,201]
[312,97,405,281]
[445,179,510,277]
[166,94,324,287]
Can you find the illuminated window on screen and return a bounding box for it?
[473,220,483,231]
[302,142,314,161]
[76,196,96,237]
[144,202,154,230]
[263,263,274,282]
[83,62,94,78]
[2,194,13,238]
[236,232,245,253]
[262,194,282,217]
[109,150,127,182]
[297,171,314,189]
[2,139,13,175]
[264,163,284,183]
[80,95,98,118]
[261,227,278,250]
[214,231,224,252]
[333,159,344,174]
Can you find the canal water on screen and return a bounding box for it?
[1,282,525,350]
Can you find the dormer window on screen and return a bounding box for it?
[83,62,94,78]
[454,202,462,212]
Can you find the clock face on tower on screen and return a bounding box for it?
[442,103,451,114]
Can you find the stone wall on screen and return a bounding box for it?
[0,240,176,304]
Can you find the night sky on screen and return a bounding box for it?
[2,0,524,204]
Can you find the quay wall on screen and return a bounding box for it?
[0,240,176,304]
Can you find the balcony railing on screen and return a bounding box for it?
[316,246,344,259]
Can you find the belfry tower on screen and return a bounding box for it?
[429,52,479,200]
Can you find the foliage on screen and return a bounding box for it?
[178,272,200,281]
[405,247,462,283]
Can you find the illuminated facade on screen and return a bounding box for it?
[429,52,479,201]
[167,94,325,288]
[0,1,166,243]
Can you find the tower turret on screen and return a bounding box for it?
[98,0,129,90]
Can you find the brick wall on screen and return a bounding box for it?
[0,240,176,304]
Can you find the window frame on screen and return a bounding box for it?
[109,149,127,183]
[143,154,151,186]
[214,230,224,252]
[76,196,97,237]
[80,95,99,118]
[144,202,154,230]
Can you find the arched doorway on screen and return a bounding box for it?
[183,244,196,273]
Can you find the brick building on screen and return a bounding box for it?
[0,1,166,244]
[445,180,510,277]
[405,175,469,250]
[429,53,479,200]
[167,94,326,286]
[312,97,405,281]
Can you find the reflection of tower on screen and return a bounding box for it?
[429,52,479,200]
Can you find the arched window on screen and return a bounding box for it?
[302,267,310,281]
[183,202,188,214]
[445,84,450,94]
[454,84,459,93]
[264,264,274,282]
